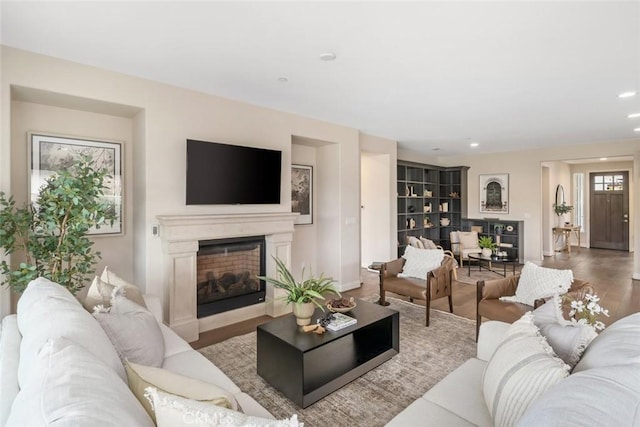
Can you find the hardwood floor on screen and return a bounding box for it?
[191,247,639,349]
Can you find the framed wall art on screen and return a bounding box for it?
[479,173,509,214]
[291,164,313,225]
[30,133,123,235]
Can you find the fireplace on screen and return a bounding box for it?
[196,236,266,318]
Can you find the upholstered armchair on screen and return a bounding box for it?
[450,231,482,268]
[378,252,456,326]
[476,275,595,339]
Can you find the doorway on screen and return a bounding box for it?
[590,171,629,250]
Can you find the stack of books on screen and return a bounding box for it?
[326,313,357,331]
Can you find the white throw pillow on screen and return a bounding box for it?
[93,289,165,367]
[81,266,147,311]
[500,262,573,306]
[16,277,126,385]
[482,312,570,427]
[126,361,238,422]
[145,387,301,427]
[399,245,445,280]
[573,312,640,373]
[6,337,154,427]
[457,231,479,249]
[532,296,597,367]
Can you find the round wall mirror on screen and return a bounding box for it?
[555,184,565,207]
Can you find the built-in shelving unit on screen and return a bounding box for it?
[397,162,469,257]
[461,218,525,261]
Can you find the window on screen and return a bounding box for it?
[573,173,584,228]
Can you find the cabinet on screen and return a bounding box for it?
[461,218,524,261]
[397,162,469,257]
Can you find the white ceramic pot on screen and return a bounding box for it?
[292,302,316,326]
[481,248,493,257]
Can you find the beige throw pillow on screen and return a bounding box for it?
[83,269,146,312]
[500,262,573,306]
[126,361,237,422]
[419,237,439,250]
[457,231,479,249]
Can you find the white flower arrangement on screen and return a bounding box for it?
[567,293,609,331]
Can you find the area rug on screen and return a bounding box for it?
[456,263,523,285]
[198,298,476,427]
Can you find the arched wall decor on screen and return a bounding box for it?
[555,184,565,207]
[479,173,509,213]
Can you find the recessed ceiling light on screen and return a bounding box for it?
[319,52,337,61]
[277,77,288,82]
[618,91,637,98]
[432,147,441,151]
[470,142,479,148]
[628,113,640,118]
[600,157,608,161]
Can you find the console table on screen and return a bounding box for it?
[553,225,581,255]
[257,300,399,408]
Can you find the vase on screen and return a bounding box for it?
[481,248,492,257]
[292,302,316,326]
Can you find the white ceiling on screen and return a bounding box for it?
[2,1,640,157]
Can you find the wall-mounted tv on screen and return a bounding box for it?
[186,139,282,205]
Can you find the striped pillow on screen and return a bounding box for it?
[482,312,570,426]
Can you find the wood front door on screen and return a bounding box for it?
[589,171,629,250]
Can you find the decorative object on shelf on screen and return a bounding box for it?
[424,189,433,197]
[327,297,356,313]
[493,223,506,234]
[30,133,122,235]
[410,186,417,197]
[478,236,497,257]
[408,205,416,213]
[292,164,313,225]
[449,192,459,198]
[423,203,432,213]
[440,217,450,226]
[441,202,449,212]
[408,218,416,229]
[405,186,410,197]
[258,257,340,326]
[506,225,514,232]
[424,218,434,228]
[0,157,117,294]
[480,173,509,214]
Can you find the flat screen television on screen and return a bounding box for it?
[186,139,282,205]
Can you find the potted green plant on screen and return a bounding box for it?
[493,223,506,234]
[0,157,116,295]
[478,235,497,257]
[553,202,574,226]
[259,257,341,325]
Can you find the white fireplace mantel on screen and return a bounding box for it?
[157,212,299,342]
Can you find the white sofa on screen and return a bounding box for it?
[387,313,640,426]
[0,278,273,426]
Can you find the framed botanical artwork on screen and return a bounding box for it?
[29,133,123,235]
[479,173,509,214]
[291,164,313,225]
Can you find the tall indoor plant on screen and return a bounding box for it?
[259,256,340,325]
[553,202,574,226]
[0,157,116,294]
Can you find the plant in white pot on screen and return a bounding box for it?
[478,236,497,257]
[553,202,574,227]
[259,257,340,326]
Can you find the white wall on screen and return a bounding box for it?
[290,143,317,278]
[0,46,363,317]
[10,101,136,280]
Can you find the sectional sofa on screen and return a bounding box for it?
[0,278,278,426]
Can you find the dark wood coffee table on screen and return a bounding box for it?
[256,299,399,408]
[468,253,518,277]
